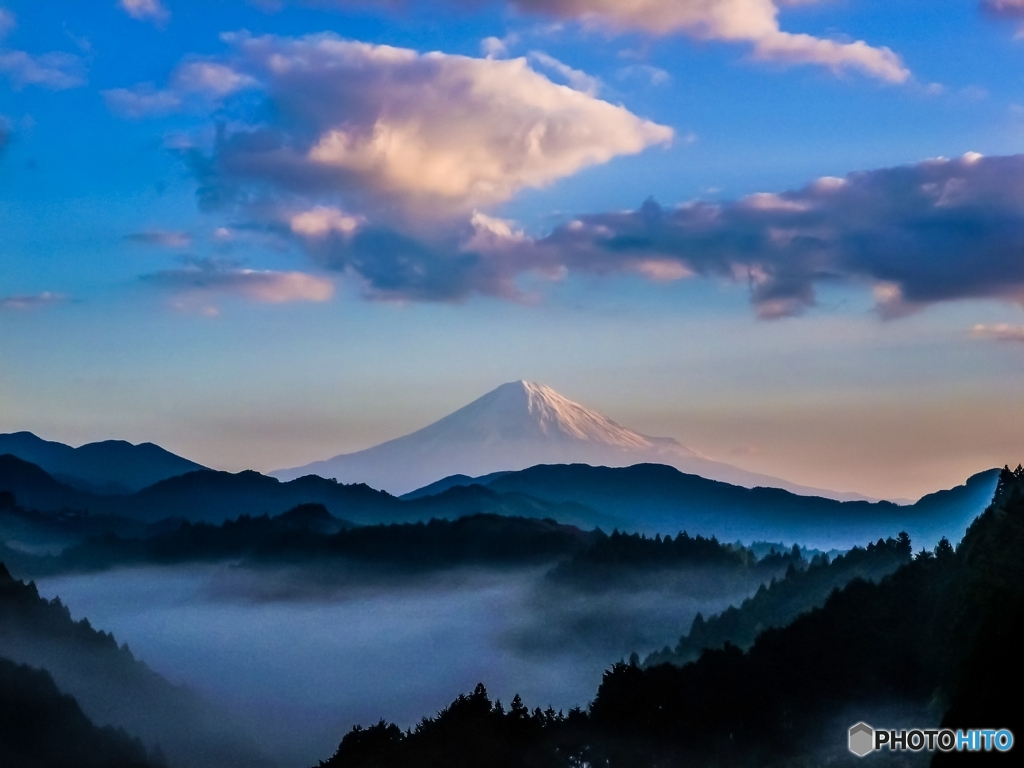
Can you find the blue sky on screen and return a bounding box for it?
[2,0,1024,500]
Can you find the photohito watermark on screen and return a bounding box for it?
[848,722,1014,757]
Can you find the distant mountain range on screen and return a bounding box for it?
[0,432,205,494]
[408,463,1000,550]
[273,381,878,501]
[0,453,999,549]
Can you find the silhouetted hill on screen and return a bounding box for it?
[400,472,510,500]
[0,456,608,531]
[1,455,999,549]
[401,484,617,530]
[0,487,171,557]
[9,509,597,578]
[0,454,88,512]
[0,432,205,494]
[123,469,390,524]
[313,466,1024,768]
[470,463,999,548]
[0,455,396,525]
[0,563,271,768]
[0,656,160,768]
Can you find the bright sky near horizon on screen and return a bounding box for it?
[2,0,1024,501]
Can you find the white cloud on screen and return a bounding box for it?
[512,0,910,81]
[0,9,14,40]
[119,0,170,24]
[104,85,182,118]
[970,323,1024,343]
[358,0,910,81]
[617,64,671,86]
[126,230,193,248]
[189,33,673,214]
[481,34,519,58]
[0,9,86,89]
[530,153,1024,318]
[629,259,694,281]
[528,50,601,95]
[0,292,65,311]
[462,211,529,252]
[0,50,85,90]
[103,61,255,118]
[740,192,812,212]
[173,61,255,96]
[143,258,335,307]
[982,0,1024,16]
[290,206,362,238]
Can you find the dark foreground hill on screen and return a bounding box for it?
[0,432,205,494]
[314,466,1024,768]
[0,564,270,768]
[1,455,998,549]
[0,657,160,768]
[645,532,914,665]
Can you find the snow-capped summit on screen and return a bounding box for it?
[273,381,865,500]
[411,380,695,451]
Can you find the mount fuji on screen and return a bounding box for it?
[274,381,871,501]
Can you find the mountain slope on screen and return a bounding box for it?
[274,381,871,500]
[0,432,205,494]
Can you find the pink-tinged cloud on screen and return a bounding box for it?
[510,0,908,82]
[0,292,65,311]
[119,0,170,24]
[142,258,335,307]
[104,85,182,118]
[0,9,14,39]
[0,50,86,90]
[287,0,908,82]
[104,61,256,118]
[530,152,1024,318]
[228,151,1024,309]
[158,33,671,215]
[970,323,1024,343]
[126,230,193,248]
[981,0,1024,17]
[290,207,362,238]
[0,9,86,90]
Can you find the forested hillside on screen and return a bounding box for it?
[0,563,270,768]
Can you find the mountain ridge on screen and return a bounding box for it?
[0,432,206,494]
[1,454,998,550]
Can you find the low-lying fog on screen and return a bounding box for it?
[35,564,759,768]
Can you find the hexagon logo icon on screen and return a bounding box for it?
[849,722,875,757]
